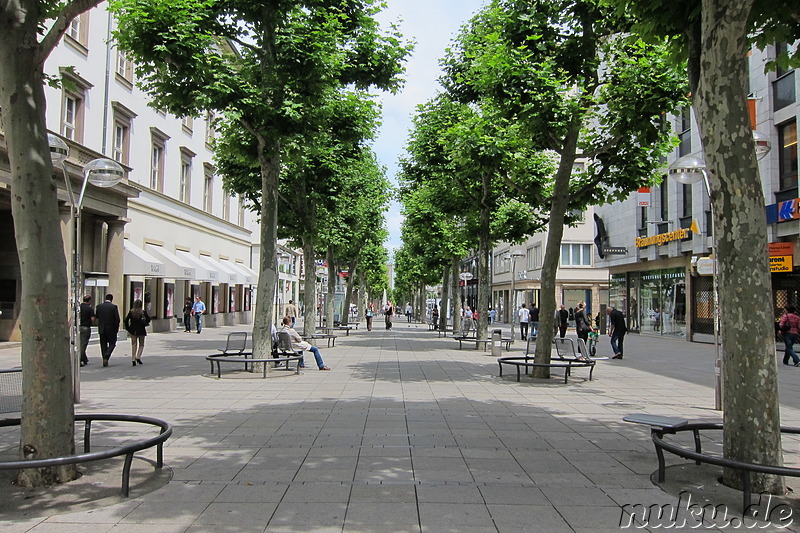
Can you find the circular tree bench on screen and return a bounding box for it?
[0,414,172,497]
[623,415,800,514]
[498,355,595,383]
[205,353,303,378]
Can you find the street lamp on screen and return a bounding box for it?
[503,249,525,340]
[275,252,290,327]
[49,134,124,403]
[667,130,770,411]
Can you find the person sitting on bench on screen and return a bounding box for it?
[280,316,331,370]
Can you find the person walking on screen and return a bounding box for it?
[575,302,593,343]
[385,302,393,330]
[431,304,439,330]
[529,303,540,338]
[280,316,330,370]
[285,299,298,327]
[79,295,95,366]
[124,299,150,366]
[557,305,569,339]
[182,297,193,332]
[518,303,530,340]
[607,306,628,359]
[489,307,496,325]
[405,302,413,323]
[779,306,800,366]
[192,295,206,333]
[366,304,374,331]
[95,294,120,367]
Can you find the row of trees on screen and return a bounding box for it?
[397,0,800,494]
[0,0,408,487]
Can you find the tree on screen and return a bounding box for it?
[0,0,109,487]
[442,0,686,375]
[604,0,800,496]
[112,0,410,354]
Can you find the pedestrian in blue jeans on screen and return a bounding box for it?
[779,306,800,366]
[280,316,331,370]
[193,296,206,333]
[606,306,627,360]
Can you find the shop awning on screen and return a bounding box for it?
[199,255,241,285]
[144,244,196,280]
[229,262,258,285]
[175,250,218,282]
[124,240,166,277]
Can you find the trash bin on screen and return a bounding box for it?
[491,329,502,357]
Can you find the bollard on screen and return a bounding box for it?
[491,329,502,357]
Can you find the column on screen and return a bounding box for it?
[106,219,126,301]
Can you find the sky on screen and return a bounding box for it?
[372,0,486,258]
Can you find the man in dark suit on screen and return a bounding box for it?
[95,294,120,367]
[78,295,95,366]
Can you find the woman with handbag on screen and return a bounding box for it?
[779,306,800,366]
[124,299,150,366]
[575,302,593,343]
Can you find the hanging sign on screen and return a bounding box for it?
[637,187,651,207]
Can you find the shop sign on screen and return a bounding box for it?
[770,255,793,273]
[696,257,715,276]
[637,187,650,207]
[768,242,793,256]
[602,246,628,255]
[778,199,799,221]
[635,221,699,248]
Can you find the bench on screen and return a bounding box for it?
[217,331,248,355]
[322,325,354,336]
[205,353,303,378]
[302,333,337,348]
[623,415,800,513]
[0,414,171,497]
[497,355,595,383]
[454,336,513,351]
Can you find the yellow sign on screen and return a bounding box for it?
[770,255,794,273]
[635,221,700,248]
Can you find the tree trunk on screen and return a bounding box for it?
[326,248,336,327]
[477,191,491,342]
[252,139,280,357]
[451,257,462,336]
[533,126,580,378]
[342,263,356,325]
[302,238,317,336]
[440,265,450,331]
[0,5,77,485]
[691,0,783,494]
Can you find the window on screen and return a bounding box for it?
[179,148,195,203]
[115,49,133,85]
[677,107,692,157]
[111,102,136,166]
[65,13,89,51]
[222,190,231,221]
[238,203,246,227]
[181,116,193,135]
[660,180,669,221]
[778,120,798,192]
[560,244,592,266]
[681,183,692,218]
[205,112,215,147]
[150,128,169,192]
[774,43,796,111]
[203,165,214,213]
[528,245,542,270]
[60,70,91,143]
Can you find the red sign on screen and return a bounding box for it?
[769,242,794,256]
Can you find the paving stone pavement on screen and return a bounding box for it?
[1,320,800,532]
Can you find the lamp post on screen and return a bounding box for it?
[49,134,124,403]
[275,252,290,327]
[503,249,525,340]
[667,130,770,411]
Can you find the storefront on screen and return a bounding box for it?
[609,264,687,338]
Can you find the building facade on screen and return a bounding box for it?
[0,5,262,341]
[594,43,799,342]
